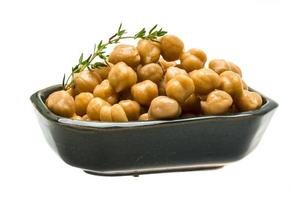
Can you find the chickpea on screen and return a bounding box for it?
[164,66,188,83]
[100,104,128,122]
[46,90,75,118]
[189,68,221,95]
[181,93,201,113]
[160,35,184,61]
[108,44,140,68]
[227,61,242,77]
[137,63,164,83]
[166,74,195,104]
[81,114,90,121]
[71,115,82,120]
[201,90,233,115]
[138,113,152,121]
[242,79,248,90]
[108,62,137,92]
[220,71,243,97]
[119,100,141,121]
[86,97,110,120]
[209,59,242,77]
[131,80,158,106]
[93,79,118,104]
[158,57,177,71]
[73,70,101,94]
[180,48,207,72]
[91,64,112,80]
[137,39,161,64]
[208,59,229,74]
[74,92,93,116]
[235,90,262,112]
[149,96,182,119]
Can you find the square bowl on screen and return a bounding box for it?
[30,85,278,176]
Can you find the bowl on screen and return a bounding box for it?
[30,85,278,176]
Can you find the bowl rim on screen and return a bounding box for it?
[30,84,278,128]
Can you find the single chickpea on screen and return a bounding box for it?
[201,90,233,115]
[86,97,110,120]
[108,44,140,68]
[235,90,263,112]
[138,113,152,121]
[137,63,164,83]
[93,79,119,105]
[219,71,243,97]
[73,70,101,94]
[148,96,182,119]
[108,62,137,93]
[160,35,184,61]
[189,68,221,95]
[91,64,112,80]
[99,104,128,122]
[118,100,141,121]
[180,48,207,72]
[74,92,94,116]
[166,74,195,104]
[164,66,188,83]
[137,39,161,64]
[46,90,75,118]
[131,80,158,106]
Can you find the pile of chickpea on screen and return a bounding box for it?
[46,34,263,122]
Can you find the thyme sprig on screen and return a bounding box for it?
[62,24,167,90]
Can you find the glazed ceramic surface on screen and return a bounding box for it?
[31,85,278,176]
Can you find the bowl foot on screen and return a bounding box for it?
[83,164,224,177]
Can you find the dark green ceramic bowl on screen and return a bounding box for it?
[30,85,278,176]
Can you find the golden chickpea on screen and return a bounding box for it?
[181,93,201,113]
[71,115,82,120]
[91,64,112,80]
[137,39,161,64]
[138,113,152,121]
[73,70,101,94]
[164,66,188,83]
[242,79,248,90]
[220,71,243,97]
[166,74,195,104]
[201,90,233,115]
[235,90,262,112]
[99,105,113,122]
[74,92,93,116]
[189,68,221,95]
[137,63,164,83]
[86,97,110,120]
[93,79,118,105]
[100,104,128,122]
[180,48,207,72]
[131,80,158,106]
[81,114,90,121]
[118,100,141,121]
[158,57,177,71]
[227,61,242,77]
[209,59,242,77]
[208,59,229,74]
[160,35,184,61]
[148,96,182,119]
[108,44,140,68]
[108,62,137,92]
[46,90,75,118]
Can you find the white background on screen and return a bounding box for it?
[0,0,299,199]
